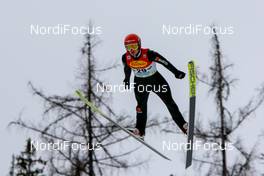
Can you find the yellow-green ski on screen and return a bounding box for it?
[186,60,197,169]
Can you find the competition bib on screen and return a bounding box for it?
[131,62,157,77]
[126,48,157,78]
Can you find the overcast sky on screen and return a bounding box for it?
[1,0,264,175]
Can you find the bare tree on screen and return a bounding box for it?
[194,27,264,176]
[10,24,168,176]
[9,138,46,176]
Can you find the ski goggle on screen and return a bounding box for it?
[125,43,139,51]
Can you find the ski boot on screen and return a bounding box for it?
[127,128,145,141]
[181,122,188,135]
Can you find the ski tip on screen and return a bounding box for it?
[188,60,195,65]
[75,90,82,97]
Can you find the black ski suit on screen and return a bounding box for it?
[122,48,186,135]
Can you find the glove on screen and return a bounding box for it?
[175,70,185,79]
[123,78,130,89]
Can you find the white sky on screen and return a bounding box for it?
[1,0,264,175]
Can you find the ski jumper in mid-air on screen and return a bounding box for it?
[122,33,188,139]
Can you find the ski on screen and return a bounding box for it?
[185,60,197,169]
[75,90,171,161]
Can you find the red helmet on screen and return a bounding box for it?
[124,33,141,48]
[124,34,141,57]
